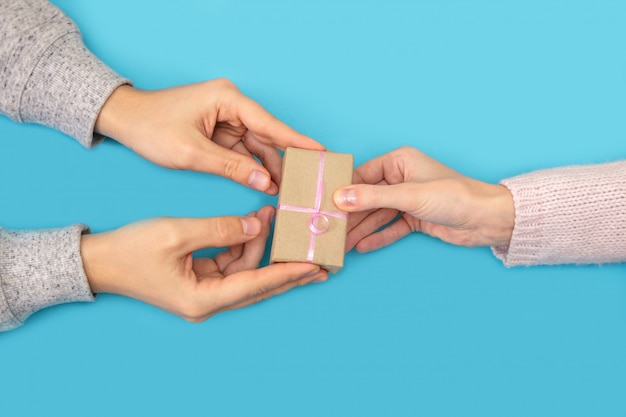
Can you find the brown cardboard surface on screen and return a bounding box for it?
[270,147,353,273]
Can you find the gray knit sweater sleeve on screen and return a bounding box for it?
[0,1,131,331]
[0,0,130,147]
[0,225,95,331]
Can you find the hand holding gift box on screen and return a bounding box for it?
[270,147,354,273]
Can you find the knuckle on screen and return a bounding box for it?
[213,217,234,241]
[223,157,243,180]
[397,145,421,159]
[179,299,208,322]
[402,213,420,232]
[173,143,197,170]
[208,78,238,95]
[159,218,185,249]
[212,77,235,88]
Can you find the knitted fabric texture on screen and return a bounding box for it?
[0,0,130,147]
[0,0,130,331]
[0,225,95,331]
[492,161,626,266]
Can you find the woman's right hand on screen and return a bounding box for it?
[332,147,515,252]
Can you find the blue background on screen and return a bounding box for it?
[1,0,625,415]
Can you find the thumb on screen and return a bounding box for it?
[333,183,422,213]
[194,141,273,193]
[172,216,262,253]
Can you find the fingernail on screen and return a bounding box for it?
[247,170,271,192]
[267,182,279,196]
[334,188,357,208]
[241,217,261,236]
[256,206,274,223]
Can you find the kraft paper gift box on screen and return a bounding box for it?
[270,147,354,274]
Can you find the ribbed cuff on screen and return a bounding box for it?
[492,161,626,266]
[0,225,95,331]
[0,0,76,121]
[19,32,131,148]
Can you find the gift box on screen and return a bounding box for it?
[270,147,354,273]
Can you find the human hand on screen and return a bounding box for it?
[95,79,324,194]
[332,147,515,252]
[80,206,327,322]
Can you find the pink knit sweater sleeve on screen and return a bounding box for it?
[491,161,626,266]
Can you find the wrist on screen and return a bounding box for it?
[482,183,515,247]
[80,233,113,294]
[94,84,145,147]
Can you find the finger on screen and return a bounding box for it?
[239,137,281,193]
[351,152,393,185]
[228,145,280,196]
[345,202,387,239]
[213,211,256,270]
[193,257,221,278]
[197,262,321,311]
[242,133,284,184]
[223,206,274,275]
[214,241,245,271]
[353,147,461,185]
[333,183,422,213]
[231,140,255,159]
[211,128,245,150]
[193,138,275,193]
[254,146,283,184]
[345,208,399,252]
[173,216,262,253]
[354,216,415,253]
[237,95,325,151]
[234,142,282,195]
[211,270,329,318]
[346,209,372,232]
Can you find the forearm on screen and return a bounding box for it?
[0,0,130,147]
[0,225,95,331]
[492,160,626,266]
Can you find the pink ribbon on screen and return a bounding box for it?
[278,151,348,262]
